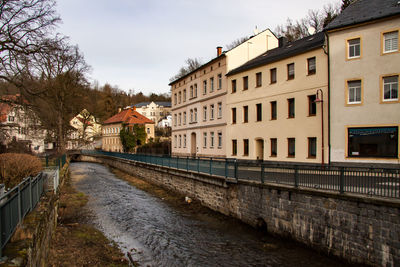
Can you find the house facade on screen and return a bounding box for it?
[0,94,47,153]
[134,101,171,124]
[170,29,278,157]
[226,33,329,163]
[102,108,155,152]
[325,0,400,165]
[67,109,102,150]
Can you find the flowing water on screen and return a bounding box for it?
[70,162,351,267]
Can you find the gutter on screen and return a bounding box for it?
[324,32,331,165]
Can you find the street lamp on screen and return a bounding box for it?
[314,89,324,166]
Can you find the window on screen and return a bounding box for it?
[308,137,317,158]
[288,138,295,157]
[348,38,361,58]
[203,106,207,121]
[256,103,262,121]
[218,132,222,148]
[270,101,277,120]
[307,57,316,75]
[174,114,177,126]
[308,95,317,116]
[382,75,398,101]
[203,80,207,95]
[243,76,248,90]
[183,112,186,125]
[287,63,295,80]
[174,93,177,105]
[210,132,214,148]
[179,135,182,148]
[8,116,14,122]
[270,138,277,157]
[210,77,214,92]
[270,68,277,84]
[183,134,187,148]
[218,74,222,89]
[383,31,398,53]
[203,132,207,148]
[288,98,295,118]
[232,140,237,155]
[232,79,237,93]
[210,104,215,120]
[243,106,248,123]
[243,139,249,156]
[217,102,222,118]
[190,109,193,122]
[348,127,398,158]
[194,84,198,98]
[190,86,193,98]
[232,108,236,124]
[194,108,197,122]
[256,72,262,87]
[174,135,177,148]
[179,113,182,125]
[347,80,362,104]
[178,91,182,103]
[183,89,186,102]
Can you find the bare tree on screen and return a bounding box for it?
[275,2,341,42]
[18,38,90,153]
[225,36,249,50]
[169,58,202,82]
[0,0,60,86]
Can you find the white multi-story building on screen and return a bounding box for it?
[0,94,47,153]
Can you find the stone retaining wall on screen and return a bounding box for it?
[78,155,400,266]
[2,165,68,267]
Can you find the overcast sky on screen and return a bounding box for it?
[56,0,337,96]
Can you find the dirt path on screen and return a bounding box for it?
[48,171,130,267]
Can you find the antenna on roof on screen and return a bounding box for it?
[254,26,259,35]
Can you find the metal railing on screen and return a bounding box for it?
[0,167,60,257]
[82,150,400,199]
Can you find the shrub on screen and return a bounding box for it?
[0,153,43,189]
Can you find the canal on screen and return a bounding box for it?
[70,162,350,267]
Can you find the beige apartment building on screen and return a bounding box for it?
[170,29,278,157]
[226,32,329,164]
[325,0,400,165]
[102,108,155,152]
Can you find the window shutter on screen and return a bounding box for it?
[384,31,398,52]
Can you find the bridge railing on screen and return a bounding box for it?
[0,167,60,257]
[81,150,400,199]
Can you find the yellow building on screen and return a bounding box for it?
[325,0,400,165]
[102,108,155,152]
[170,29,278,157]
[226,33,329,164]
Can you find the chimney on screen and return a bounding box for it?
[278,36,287,48]
[216,46,222,56]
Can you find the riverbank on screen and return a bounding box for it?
[48,171,129,267]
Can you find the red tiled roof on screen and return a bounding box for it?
[103,108,154,125]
